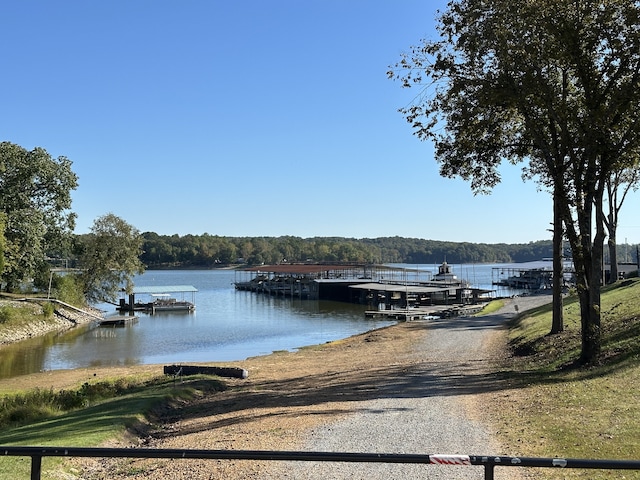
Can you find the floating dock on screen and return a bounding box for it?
[99,316,139,327]
[365,304,486,321]
[117,285,197,313]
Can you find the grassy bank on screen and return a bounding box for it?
[0,298,87,347]
[494,279,640,479]
[2,283,640,479]
[0,374,225,479]
[0,300,52,326]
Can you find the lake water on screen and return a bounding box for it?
[0,263,524,379]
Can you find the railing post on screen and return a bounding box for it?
[31,454,42,480]
[484,463,494,480]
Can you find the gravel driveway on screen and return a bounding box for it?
[265,294,551,480]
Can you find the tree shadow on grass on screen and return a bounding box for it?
[0,377,214,447]
[0,395,148,446]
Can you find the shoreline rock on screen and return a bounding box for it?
[0,299,102,346]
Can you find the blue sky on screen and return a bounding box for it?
[2,1,638,245]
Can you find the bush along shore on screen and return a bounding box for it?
[0,298,101,346]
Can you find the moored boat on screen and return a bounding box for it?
[116,285,197,313]
[149,294,195,312]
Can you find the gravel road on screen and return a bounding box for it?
[265,294,552,480]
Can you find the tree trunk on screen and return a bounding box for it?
[607,230,618,283]
[551,187,564,334]
[563,178,604,366]
[579,190,606,365]
[570,235,594,364]
[582,254,603,364]
[574,246,602,365]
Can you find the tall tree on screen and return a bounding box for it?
[77,213,145,303]
[388,0,640,364]
[0,213,6,277]
[0,142,78,291]
[524,156,570,334]
[604,166,640,282]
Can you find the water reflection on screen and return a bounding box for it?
[1,264,518,379]
[0,326,89,378]
[0,270,395,379]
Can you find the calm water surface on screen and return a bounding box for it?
[0,264,522,379]
[0,270,395,379]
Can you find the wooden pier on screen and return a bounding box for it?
[364,308,438,321]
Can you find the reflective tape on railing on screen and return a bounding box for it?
[429,454,471,465]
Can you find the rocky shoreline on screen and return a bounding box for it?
[0,299,102,346]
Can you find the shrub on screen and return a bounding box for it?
[42,302,55,318]
[56,389,87,410]
[0,306,17,325]
[0,380,139,428]
[52,274,85,306]
[7,405,51,424]
[0,389,58,427]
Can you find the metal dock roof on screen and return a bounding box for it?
[349,283,452,293]
[131,285,198,294]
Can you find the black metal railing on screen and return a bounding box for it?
[3,446,640,480]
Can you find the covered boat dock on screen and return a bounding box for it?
[235,263,493,308]
[234,264,379,301]
[492,260,576,290]
[117,285,197,313]
[349,282,489,308]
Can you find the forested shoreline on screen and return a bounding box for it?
[137,233,595,268]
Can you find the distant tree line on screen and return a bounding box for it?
[139,233,637,268]
[2,139,636,307]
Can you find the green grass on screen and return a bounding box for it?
[0,375,226,479]
[0,303,43,326]
[499,278,640,479]
[476,299,505,316]
[0,301,58,329]
[3,283,640,478]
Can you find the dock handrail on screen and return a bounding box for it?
[19,297,104,321]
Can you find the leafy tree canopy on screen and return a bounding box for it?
[0,142,77,291]
[76,213,145,303]
[388,0,640,363]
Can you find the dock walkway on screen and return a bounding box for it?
[99,316,139,327]
[365,304,486,321]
